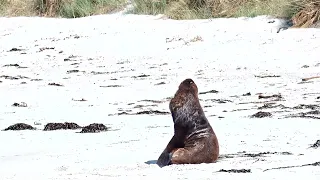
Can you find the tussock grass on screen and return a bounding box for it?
[58,0,128,18]
[0,0,128,18]
[233,0,297,18]
[131,0,320,27]
[131,0,299,19]
[0,0,7,15]
[128,0,167,15]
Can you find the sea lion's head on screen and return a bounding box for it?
[169,78,199,114]
[177,78,198,96]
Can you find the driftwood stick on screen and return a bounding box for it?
[302,76,320,82]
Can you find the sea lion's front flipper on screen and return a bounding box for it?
[156,151,172,168]
[156,135,180,168]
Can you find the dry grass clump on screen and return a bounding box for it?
[0,0,38,16]
[291,0,320,27]
[34,0,62,16]
[128,0,167,15]
[0,0,128,18]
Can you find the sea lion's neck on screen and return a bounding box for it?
[172,101,209,134]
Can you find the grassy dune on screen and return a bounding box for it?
[0,0,319,28]
[129,0,320,27]
[131,0,318,19]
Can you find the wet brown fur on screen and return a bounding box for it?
[157,78,219,167]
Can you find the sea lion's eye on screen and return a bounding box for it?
[190,81,193,84]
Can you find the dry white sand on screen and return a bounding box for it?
[0,13,320,180]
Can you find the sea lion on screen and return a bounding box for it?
[156,78,219,167]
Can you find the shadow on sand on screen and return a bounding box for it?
[145,160,157,165]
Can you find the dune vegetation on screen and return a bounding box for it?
[0,0,319,27]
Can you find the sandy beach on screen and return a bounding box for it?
[0,13,320,179]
